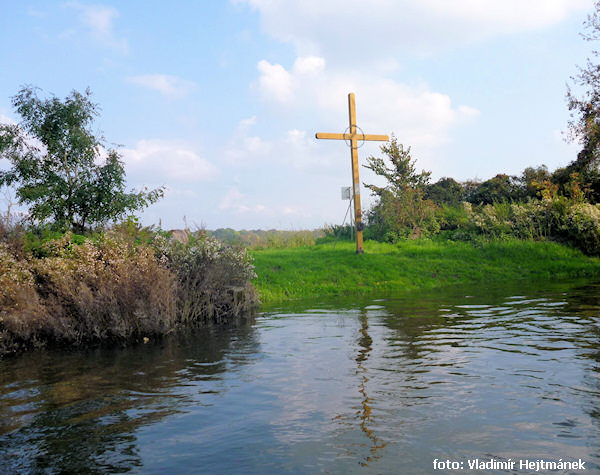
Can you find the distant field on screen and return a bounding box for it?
[251,239,600,304]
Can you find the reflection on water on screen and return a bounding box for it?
[1,280,600,473]
[0,324,260,473]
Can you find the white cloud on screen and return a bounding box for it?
[64,1,128,53]
[256,60,294,102]
[254,57,479,155]
[122,140,219,183]
[225,114,337,171]
[293,56,325,76]
[237,0,591,59]
[218,186,268,213]
[224,117,274,165]
[238,115,258,132]
[0,114,17,126]
[126,74,197,99]
[225,136,273,165]
[421,0,589,29]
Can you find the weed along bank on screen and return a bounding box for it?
[0,229,258,356]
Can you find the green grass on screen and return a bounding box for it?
[251,238,600,304]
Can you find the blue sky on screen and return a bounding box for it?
[0,0,595,230]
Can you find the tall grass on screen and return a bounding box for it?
[0,227,258,356]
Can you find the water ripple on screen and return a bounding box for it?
[1,281,600,473]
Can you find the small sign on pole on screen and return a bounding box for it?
[341,186,351,200]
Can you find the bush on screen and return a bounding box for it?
[0,227,259,356]
[153,232,258,325]
[457,198,600,255]
[0,242,48,355]
[562,202,600,254]
[31,232,178,342]
[366,189,440,242]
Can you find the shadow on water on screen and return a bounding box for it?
[0,320,260,473]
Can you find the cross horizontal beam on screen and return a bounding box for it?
[315,132,390,142]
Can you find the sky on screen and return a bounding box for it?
[0,0,596,230]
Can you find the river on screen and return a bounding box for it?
[1,280,599,473]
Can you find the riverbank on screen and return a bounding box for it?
[0,230,258,356]
[251,239,600,304]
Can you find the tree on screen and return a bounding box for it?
[565,1,600,200]
[519,165,550,199]
[424,177,465,205]
[0,86,163,232]
[363,134,431,197]
[467,174,521,205]
[363,135,437,240]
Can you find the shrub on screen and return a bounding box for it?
[436,204,470,231]
[366,189,440,242]
[562,202,600,255]
[0,243,48,355]
[458,197,600,255]
[31,232,178,343]
[153,233,258,325]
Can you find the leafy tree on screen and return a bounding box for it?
[363,134,431,197]
[0,86,163,232]
[467,174,521,205]
[424,177,465,205]
[519,165,550,199]
[565,1,600,201]
[363,136,437,240]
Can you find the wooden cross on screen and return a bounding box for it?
[316,92,389,254]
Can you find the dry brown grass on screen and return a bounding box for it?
[32,233,178,342]
[0,229,258,356]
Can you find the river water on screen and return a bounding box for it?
[1,280,600,474]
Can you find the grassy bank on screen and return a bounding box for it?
[252,239,600,304]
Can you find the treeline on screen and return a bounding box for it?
[360,136,600,256]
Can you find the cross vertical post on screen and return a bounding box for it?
[315,93,389,254]
[347,93,364,253]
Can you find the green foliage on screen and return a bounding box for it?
[424,177,465,205]
[0,86,163,232]
[23,227,86,258]
[368,189,440,242]
[467,174,521,205]
[564,202,600,254]
[457,193,600,255]
[363,135,438,241]
[520,165,551,199]
[110,215,158,246]
[436,203,470,231]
